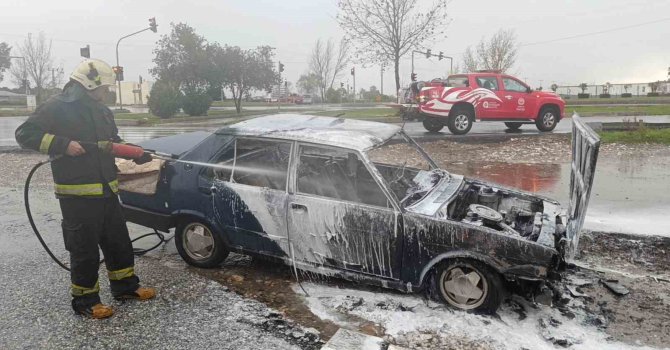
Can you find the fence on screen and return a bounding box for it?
[554,82,670,98]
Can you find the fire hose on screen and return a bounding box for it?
[24,142,176,272]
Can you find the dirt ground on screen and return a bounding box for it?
[3,137,669,349]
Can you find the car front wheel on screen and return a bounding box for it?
[447,108,474,135]
[536,106,559,132]
[431,259,504,313]
[422,118,444,132]
[175,219,229,268]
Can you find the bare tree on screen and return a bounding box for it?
[0,42,11,84]
[337,0,449,94]
[309,38,350,101]
[10,33,58,103]
[462,29,518,73]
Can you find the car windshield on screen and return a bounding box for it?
[366,132,445,206]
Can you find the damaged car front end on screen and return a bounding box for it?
[118,114,599,313]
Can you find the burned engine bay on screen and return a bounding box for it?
[445,180,565,244]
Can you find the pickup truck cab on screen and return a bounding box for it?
[400,72,565,135]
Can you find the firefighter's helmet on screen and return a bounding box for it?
[69,59,115,90]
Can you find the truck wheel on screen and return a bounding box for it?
[431,259,504,314]
[504,122,522,130]
[536,106,559,132]
[447,108,474,135]
[175,219,229,268]
[423,118,444,132]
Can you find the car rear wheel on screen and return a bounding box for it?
[447,108,474,135]
[536,106,559,132]
[422,118,444,132]
[175,219,229,268]
[431,259,504,313]
[504,122,522,130]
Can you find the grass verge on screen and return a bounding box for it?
[570,104,670,116]
[599,128,670,144]
[312,107,398,120]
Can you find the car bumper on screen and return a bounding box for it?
[121,203,173,232]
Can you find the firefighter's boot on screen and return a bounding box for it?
[74,302,114,319]
[114,286,156,301]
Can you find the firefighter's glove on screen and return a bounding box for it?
[134,151,153,165]
[97,140,113,154]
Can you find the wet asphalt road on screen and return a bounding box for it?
[0,181,312,349]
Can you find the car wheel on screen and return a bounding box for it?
[431,259,504,313]
[422,118,444,132]
[175,219,229,268]
[536,106,559,132]
[504,122,522,130]
[447,108,474,135]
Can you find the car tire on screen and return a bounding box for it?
[431,259,504,314]
[422,118,444,132]
[447,108,474,135]
[175,219,229,268]
[504,122,522,130]
[535,106,559,132]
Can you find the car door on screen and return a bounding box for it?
[473,75,505,119]
[286,143,402,279]
[500,76,536,119]
[208,137,293,257]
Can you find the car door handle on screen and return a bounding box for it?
[291,203,308,213]
[504,95,513,100]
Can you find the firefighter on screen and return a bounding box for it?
[15,58,155,319]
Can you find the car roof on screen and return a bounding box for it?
[216,114,401,151]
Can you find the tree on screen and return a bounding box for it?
[297,73,320,95]
[148,79,182,119]
[212,45,279,113]
[309,38,350,101]
[579,83,588,93]
[648,80,661,93]
[9,33,59,103]
[550,83,559,92]
[462,29,517,73]
[151,23,212,92]
[337,0,449,94]
[0,42,11,84]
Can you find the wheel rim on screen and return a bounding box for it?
[542,112,556,128]
[439,264,488,310]
[183,223,215,261]
[454,114,469,130]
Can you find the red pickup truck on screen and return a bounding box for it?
[399,72,565,135]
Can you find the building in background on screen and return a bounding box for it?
[115,80,154,105]
[0,90,26,104]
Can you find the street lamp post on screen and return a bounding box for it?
[115,18,157,110]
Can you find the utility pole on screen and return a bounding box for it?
[115,17,158,110]
[351,67,356,101]
[380,64,384,97]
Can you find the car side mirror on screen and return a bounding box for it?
[526,87,532,93]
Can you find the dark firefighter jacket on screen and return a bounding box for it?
[15,83,124,197]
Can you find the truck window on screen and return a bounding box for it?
[447,76,469,87]
[476,76,499,91]
[502,78,528,93]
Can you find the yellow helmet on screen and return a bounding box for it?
[69,58,115,90]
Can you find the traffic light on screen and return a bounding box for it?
[425,49,431,58]
[80,45,90,58]
[340,82,344,88]
[149,17,158,33]
[351,67,355,76]
[411,72,417,82]
[438,51,444,60]
[278,62,284,73]
[112,66,124,81]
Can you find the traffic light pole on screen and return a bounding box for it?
[115,27,152,110]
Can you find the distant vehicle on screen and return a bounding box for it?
[118,114,599,313]
[302,94,313,104]
[398,72,565,134]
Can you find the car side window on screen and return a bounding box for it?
[211,138,291,191]
[447,76,469,87]
[297,145,390,208]
[503,78,528,93]
[476,76,499,91]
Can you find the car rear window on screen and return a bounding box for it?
[447,76,469,87]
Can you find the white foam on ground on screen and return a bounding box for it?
[296,282,660,350]
[585,207,670,237]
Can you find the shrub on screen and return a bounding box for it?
[148,80,182,119]
[182,90,213,116]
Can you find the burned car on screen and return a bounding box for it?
[119,114,599,312]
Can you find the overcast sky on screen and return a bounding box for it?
[1,0,669,93]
